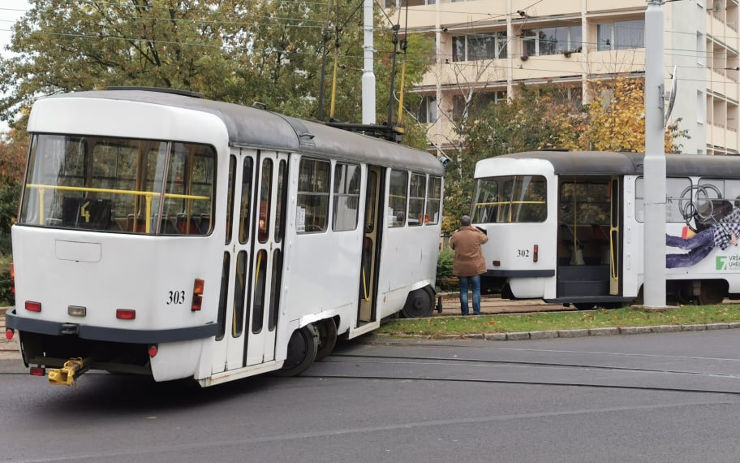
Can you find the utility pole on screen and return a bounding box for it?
[643,0,667,308]
[362,0,375,125]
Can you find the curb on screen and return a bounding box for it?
[374,322,740,342]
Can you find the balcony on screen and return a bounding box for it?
[586,0,646,13]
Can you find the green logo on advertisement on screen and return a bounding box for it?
[717,256,727,270]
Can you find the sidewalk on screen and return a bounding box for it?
[436,292,566,316]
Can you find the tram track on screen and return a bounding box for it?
[300,352,740,397]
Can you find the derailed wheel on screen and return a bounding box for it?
[315,318,338,361]
[401,287,435,318]
[275,324,318,376]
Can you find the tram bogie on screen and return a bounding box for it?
[7,89,444,387]
[473,151,740,307]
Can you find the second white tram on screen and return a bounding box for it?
[6,88,444,386]
[472,151,740,308]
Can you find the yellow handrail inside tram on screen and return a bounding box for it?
[26,183,210,233]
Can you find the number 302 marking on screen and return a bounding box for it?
[516,249,530,258]
[167,290,186,305]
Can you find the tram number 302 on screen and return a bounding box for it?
[167,290,186,305]
[516,249,530,258]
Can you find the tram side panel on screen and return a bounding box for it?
[376,222,440,318]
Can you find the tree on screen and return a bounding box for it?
[0,0,432,141]
[442,79,689,234]
[442,85,563,234]
[548,77,689,154]
[0,128,29,253]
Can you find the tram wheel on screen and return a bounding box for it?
[698,280,727,305]
[315,318,338,361]
[401,287,434,318]
[275,324,318,377]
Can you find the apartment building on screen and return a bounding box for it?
[388,0,739,155]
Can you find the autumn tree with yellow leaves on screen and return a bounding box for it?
[443,79,689,234]
[549,77,688,154]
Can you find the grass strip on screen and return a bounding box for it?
[376,305,740,338]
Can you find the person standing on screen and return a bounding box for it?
[450,215,488,315]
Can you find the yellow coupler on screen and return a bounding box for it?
[48,358,90,386]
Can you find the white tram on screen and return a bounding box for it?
[6,89,444,386]
[472,151,740,308]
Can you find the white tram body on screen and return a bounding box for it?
[473,151,740,307]
[7,89,444,386]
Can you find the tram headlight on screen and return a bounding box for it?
[438,156,451,168]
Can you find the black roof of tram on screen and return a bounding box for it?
[45,90,445,175]
[501,151,740,178]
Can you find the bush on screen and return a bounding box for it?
[436,247,457,290]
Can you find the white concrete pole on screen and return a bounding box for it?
[643,0,667,307]
[362,0,376,125]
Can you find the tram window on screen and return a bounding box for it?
[238,157,254,244]
[258,159,273,243]
[559,182,610,225]
[635,177,690,223]
[225,156,237,244]
[408,173,426,226]
[296,158,330,233]
[19,134,218,235]
[232,250,248,338]
[389,170,408,227]
[333,163,361,231]
[275,160,288,242]
[162,143,215,235]
[252,249,268,334]
[473,175,546,223]
[216,252,230,341]
[268,249,282,331]
[425,176,442,225]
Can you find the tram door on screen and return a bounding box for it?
[358,165,384,325]
[219,150,288,372]
[557,177,617,299]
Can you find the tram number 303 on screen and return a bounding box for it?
[516,249,530,258]
[166,290,186,305]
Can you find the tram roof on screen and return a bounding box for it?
[42,90,445,175]
[498,151,740,178]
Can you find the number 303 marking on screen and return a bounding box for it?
[167,290,186,305]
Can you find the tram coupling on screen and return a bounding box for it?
[47,357,90,386]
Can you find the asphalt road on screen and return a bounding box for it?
[2,330,740,463]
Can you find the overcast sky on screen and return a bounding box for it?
[0,0,30,133]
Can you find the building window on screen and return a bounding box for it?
[697,90,706,124]
[522,26,581,56]
[452,91,506,119]
[417,95,438,123]
[596,20,644,51]
[452,32,506,62]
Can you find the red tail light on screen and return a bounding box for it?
[5,329,13,340]
[9,263,14,295]
[29,367,45,376]
[192,279,204,312]
[25,301,41,312]
[492,260,501,267]
[533,244,539,263]
[148,344,158,357]
[116,309,136,320]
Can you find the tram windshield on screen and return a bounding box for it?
[19,134,215,235]
[472,175,547,223]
